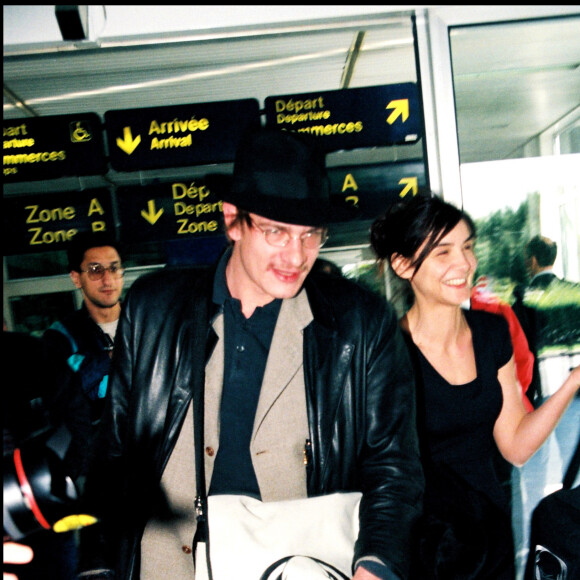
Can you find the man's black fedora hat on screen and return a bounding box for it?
[220,127,340,227]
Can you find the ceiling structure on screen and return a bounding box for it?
[449,15,580,163]
[3,10,423,206]
[5,9,579,168]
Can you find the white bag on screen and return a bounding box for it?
[194,491,361,580]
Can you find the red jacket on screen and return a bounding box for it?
[471,286,534,412]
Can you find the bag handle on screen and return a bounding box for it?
[260,555,350,580]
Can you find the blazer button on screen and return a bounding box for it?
[182,545,192,554]
[205,446,215,457]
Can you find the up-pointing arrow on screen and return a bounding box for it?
[399,177,418,197]
[116,127,142,155]
[386,99,409,125]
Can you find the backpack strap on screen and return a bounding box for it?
[49,321,86,371]
[48,320,110,400]
[49,320,80,354]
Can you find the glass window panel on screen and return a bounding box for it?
[9,292,76,337]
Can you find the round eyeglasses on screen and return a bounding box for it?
[250,219,328,250]
[80,263,125,281]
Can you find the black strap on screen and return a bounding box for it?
[192,361,208,543]
[260,556,350,580]
[188,277,214,578]
[192,349,207,534]
[562,431,580,490]
[192,349,212,578]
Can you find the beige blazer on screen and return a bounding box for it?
[140,289,313,579]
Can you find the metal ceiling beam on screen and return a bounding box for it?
[3,84,38,117]
[340,31,365,89]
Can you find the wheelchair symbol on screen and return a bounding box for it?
[70,121,92,143]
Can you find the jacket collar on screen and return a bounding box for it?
[303,273,338,330]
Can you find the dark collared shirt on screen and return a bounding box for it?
[209,248,281,498]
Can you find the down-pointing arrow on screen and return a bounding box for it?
[116,127,142,155]
[141,200,164,225]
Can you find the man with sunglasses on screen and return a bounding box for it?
[79,128,423,580]
[42,232,124,482]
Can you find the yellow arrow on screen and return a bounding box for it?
[345,195,359,207]
[141,200,164,225]
[386,99,409,124]
[399,177,418,197]
[116,126,142,155]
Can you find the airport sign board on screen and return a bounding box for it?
[3,113,106,183]
[265,83,422,152]
[105,99,261,172]
[328,159,427,219]
[3,189,115,255]
[116,176,226,244]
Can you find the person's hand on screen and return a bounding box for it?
[3,542,33,580]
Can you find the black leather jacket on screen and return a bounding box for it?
[81,264,424,579]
